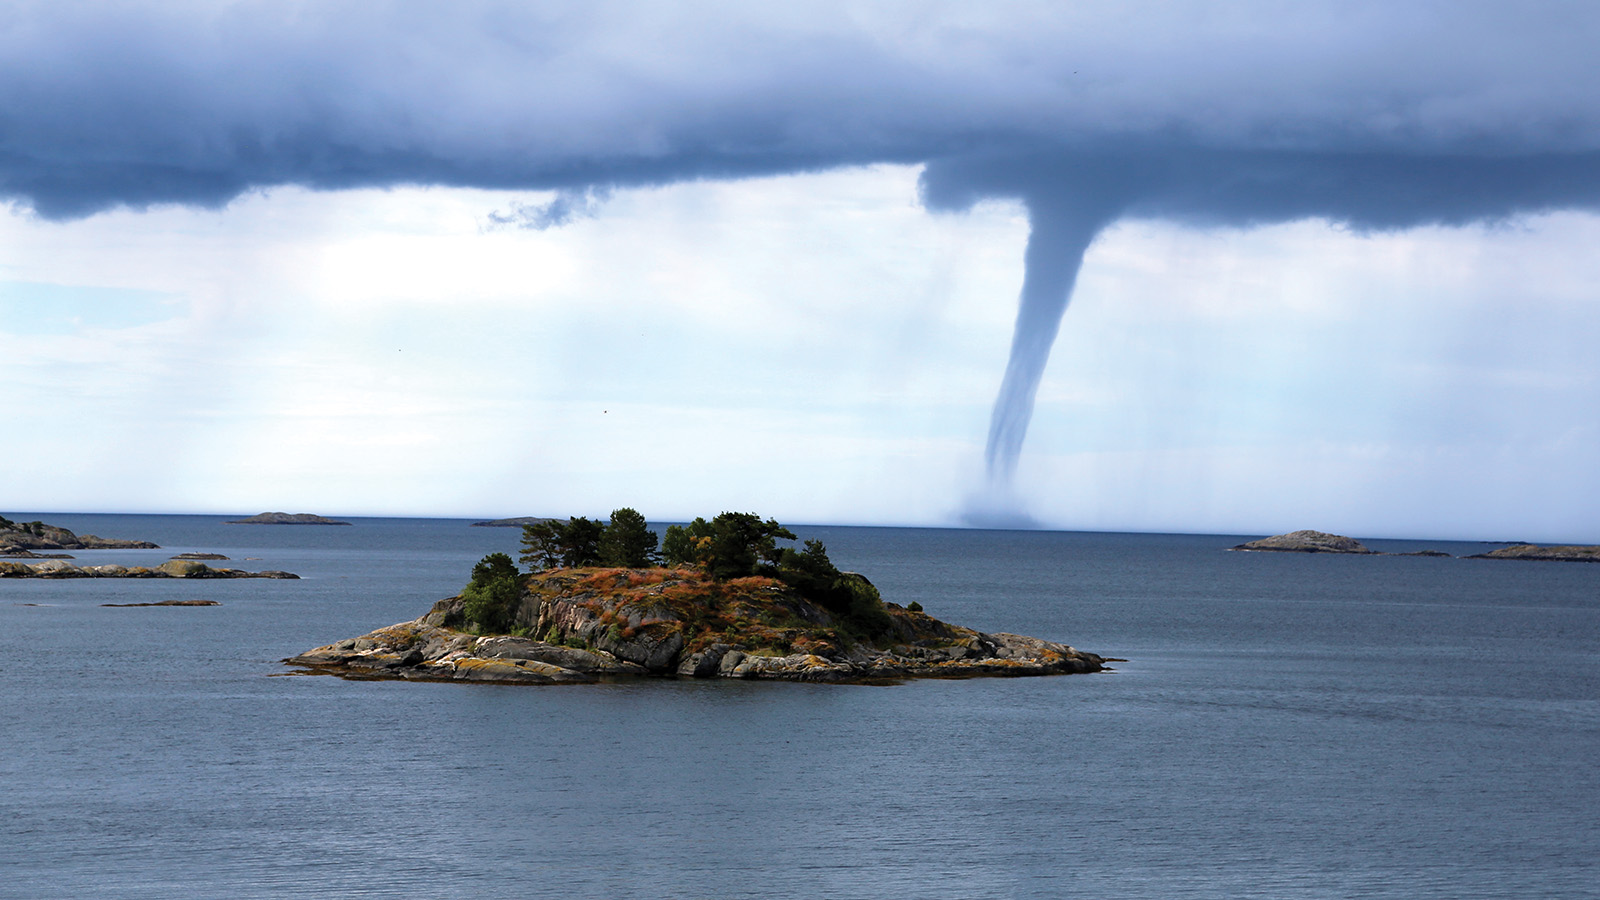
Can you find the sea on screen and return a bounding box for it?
[2,514,1596,900]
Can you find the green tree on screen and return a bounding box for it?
[519,517,605,568]
[519,521,563,569]
[660,524,693,566]
[599,507,658,567]
[776,539,892,637]
[461,552,523,634]
[558,516,605,566]
[704,512,795,580]
[661,517,715,567]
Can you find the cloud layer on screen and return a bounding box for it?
[5,1,1600,218]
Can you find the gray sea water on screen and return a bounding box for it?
[2,514,1596,899]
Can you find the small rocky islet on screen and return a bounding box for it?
[288,510,1105,686]
[1231,529,1600,562]
[225,512,352,525]
[288,567,1104,685]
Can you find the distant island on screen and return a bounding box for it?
[2,558,297,579]
[1231,530,1376,554]
[1467,544,1600,563]
[225,512,351,525]
[0,516,159,553]
[288,510,1105,685]
[470,516,557,527]
[1232,530,1599,561]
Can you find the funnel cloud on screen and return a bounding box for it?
[4,2,1600,524]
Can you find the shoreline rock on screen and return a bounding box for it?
[0,559,298,579]
[286,567,1105,686]
[225,512,351,525]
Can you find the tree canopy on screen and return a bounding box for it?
[460,552,522,634]
[598,507,658,567]
[520,516,606,569]
[495,509,890,637]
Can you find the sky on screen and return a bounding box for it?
[2,1,1598,541]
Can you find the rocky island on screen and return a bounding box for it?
[225,512,352,525]
[1467,544,1600,563]
[0,516,159,553]
[1230,530,1377,554]
[288,510,1104,685]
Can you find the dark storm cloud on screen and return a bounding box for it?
[5,1,1599,218]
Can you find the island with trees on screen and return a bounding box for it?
[287,510,1106,684]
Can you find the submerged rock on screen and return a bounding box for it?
[1230,530,1376,554]
[286,567,1105,686]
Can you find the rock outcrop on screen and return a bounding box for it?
[0,559,297,579]
[1467,544,1600,563]
[1230,530,1376,554]
[0,518,159,551]
[225,512,352,525]
[286,567,1104,685]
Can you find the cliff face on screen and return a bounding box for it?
[287,567,1105,685]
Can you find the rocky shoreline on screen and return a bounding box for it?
[0,518,158,552]
[287,567,1105,685]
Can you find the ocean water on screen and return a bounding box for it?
[2,514,1596,899]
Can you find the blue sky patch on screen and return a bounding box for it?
[0,281,183,335]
